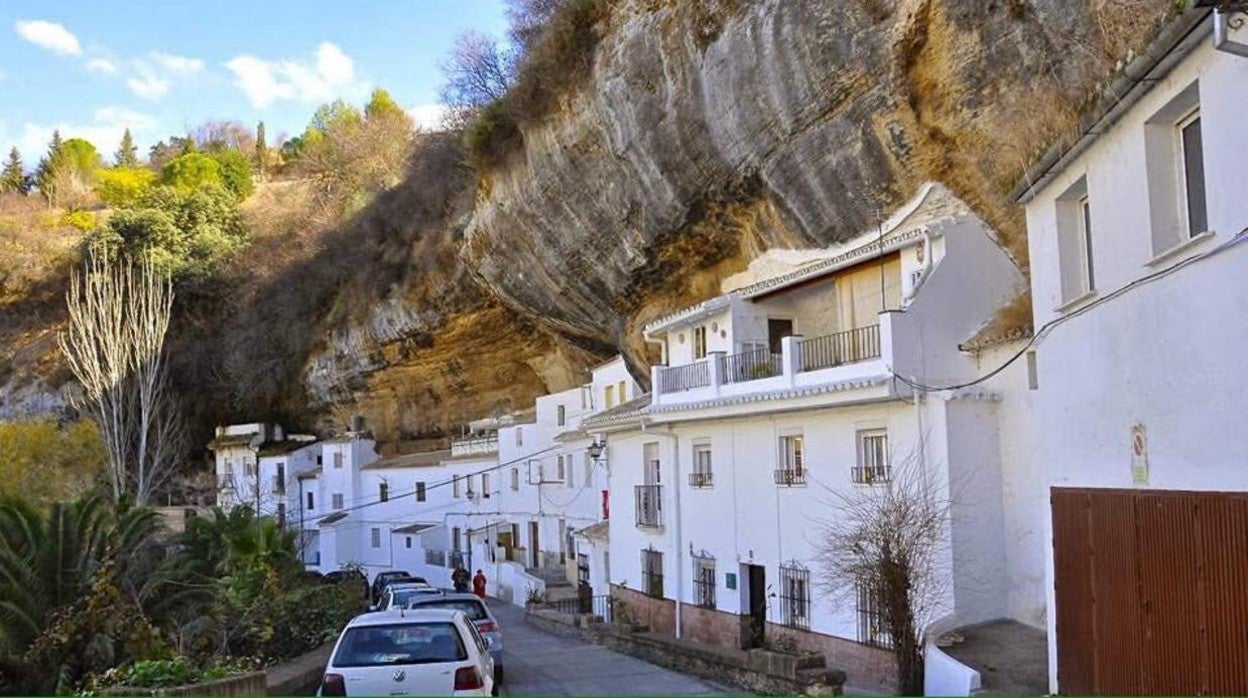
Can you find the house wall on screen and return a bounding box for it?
[1020,42,1248,691]
[666,308,734,366]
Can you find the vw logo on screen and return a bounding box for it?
[392,669,406,682]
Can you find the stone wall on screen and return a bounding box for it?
[611,584,676,636]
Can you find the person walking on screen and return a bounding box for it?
[452,565,470,593]
[472,569,487,599]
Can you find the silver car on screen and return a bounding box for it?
[407,593,504,684]
[374,582,443,611]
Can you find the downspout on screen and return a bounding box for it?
[642,419,683,639]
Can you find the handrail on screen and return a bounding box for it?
[719,348,782,383]
[799,325,881,371]
[658,360,711,393]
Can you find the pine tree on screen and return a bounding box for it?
[1,147,26,194]
[114,128,139,167]
[49,129,62,154]
[36,130,63,205]
[254,121,267,179]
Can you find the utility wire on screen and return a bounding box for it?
[893,226,1248,394]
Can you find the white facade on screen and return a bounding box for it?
[1009,29,1248,693]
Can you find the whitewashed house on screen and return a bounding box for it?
[292,429,382,572]
[584,183,1027,690]
[988,8,1248,695]
[209,422,319,526]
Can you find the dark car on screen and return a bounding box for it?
[369,570,417,603]
[324,569,369,604]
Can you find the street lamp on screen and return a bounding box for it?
[586,438,606,463]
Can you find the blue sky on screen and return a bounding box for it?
[0,1,509,164]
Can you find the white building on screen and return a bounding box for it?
[991,9,1248,695]
[585,183,1027,690]
[209,422,319,527]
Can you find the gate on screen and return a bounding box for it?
[1052,488,1248,695]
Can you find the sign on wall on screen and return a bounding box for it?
[1131,423,1149,486]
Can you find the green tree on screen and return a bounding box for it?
[0,420,104,504]
[36,136,101,208]
[114,128,139,168]
[160,152,222,193]
[364,88,405,120]
[1,147,26,194]
[254,121,267,178]
[208,148,255,200]
[95,166,156,207]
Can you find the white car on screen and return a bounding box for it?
[374,581,444,611]
[320,609,496,696]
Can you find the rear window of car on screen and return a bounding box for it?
[409,599,488,621]
[390,588,437,606]
[332,622,467,667]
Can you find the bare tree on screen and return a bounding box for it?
[815,443,953,695]
[439,31,515,129]
[59,251,184,504]
[505,0,564,52]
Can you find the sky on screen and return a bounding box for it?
[0,1,510,164]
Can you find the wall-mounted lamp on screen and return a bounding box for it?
[586,438,606,463]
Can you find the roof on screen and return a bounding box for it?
[582,393,652,428]
[344,609,461,628]
[207,433,257,450]
[392,523,439,535]
[574,520,610,541]
[318,511,348,525]
[1011,9,1212,203]
[959,292,1035,352]
[362,449,452,470]
[296,466,323,479]
[257,440,318,457]
[644,183,967,334]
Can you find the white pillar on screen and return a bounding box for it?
[781,334,804,385]
[650,365,664,402]
[707,351,725,396]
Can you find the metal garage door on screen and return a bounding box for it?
[1052,488,1248,695]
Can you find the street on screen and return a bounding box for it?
[488,600,733,696]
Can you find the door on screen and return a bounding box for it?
[740,564,767,649]
[767,319,793,354]
[528,521,540,569]
[497,531,514,562]
[577,553,592,613]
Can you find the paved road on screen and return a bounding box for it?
[489,600,731,696]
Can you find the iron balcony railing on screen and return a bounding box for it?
[774,468,808,487]
[851,465,892,485]
[800,325,882,372]
[634,484,663,528]
[658,360,711,393]
[689,471,713,488]
[720,349,782,384]
[543,594,614,621]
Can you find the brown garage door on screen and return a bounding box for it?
[1052,488,1248,695]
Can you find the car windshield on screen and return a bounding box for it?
[409,599,488,621]
[333,622,466,667]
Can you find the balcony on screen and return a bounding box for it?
[799,325,881,372]
[851,465,892,485]
[774,468,807,487]
[659,361,711,392]
[451,433,499,457]
[688,471,713,488]
[634,485,663,528]
[720,349,782,384]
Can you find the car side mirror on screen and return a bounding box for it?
[368,605,378,612]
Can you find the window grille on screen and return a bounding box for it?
[780,562,811,630]
[775,434,806,486]
[692,552,716,608]
[370,527,381,548]
[857,581,892,647]
[641,547,664,598]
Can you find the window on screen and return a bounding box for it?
[693,553,716,608]
[453,474,461,498]
[604,385,616,410]
[333,452,343,469]
[277,503,286,529]
[557,405,565,427]
[566,455,575,489]
[316,454,323,466]
[378,481,389,502]
[693,326,708,359]
[775,434,806,486]
[643,443,661,485]
[1026,350,1039,390]
[617,380,626,402]
[511,467,520,491]
[853,430,890,484]
[1055,177,1094,304]
[481,473,490,498]
[780,563,811,629]
[516,427,523,447]
[244,458,255,477]
[1178,111,1207,238]
[275,464,286,494]
[641,547,664,598]
[584,456,594,489]
[857,581,892,647]
[416,481,426,502]
[306,491,315,510]
[556,455,566,481]
[332,493,343,510]
[405,536,412,549]
[690,442,712,487]
[370,527,381,548]
[452,526,461,552]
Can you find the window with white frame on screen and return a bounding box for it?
[853,429,891,484]
[556,455,566,482]
[244,458,256,477]
[776,434,805,486]
[453,474,461,498]
[371,527,381,548]
[692,552,716,608]
[617,380,626,402]
[1177,109,1207,238]
[481,473,490,498]
[332,493,343,510]
[557,405,566,427]
[604,385,616,410]
[693,326,708,359]
[690,442,712,487]
[1145,83,1208,253]
[643,443,661,485]
[780,562,811,629]
[516,427,523,447]
[583,455,594,488]
[1055,176,1094,303]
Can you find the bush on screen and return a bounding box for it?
[162,153,224,193]
[60,209,96,231]
[208,148,256,200]
[96,167,156,207]
[465,100,524,168]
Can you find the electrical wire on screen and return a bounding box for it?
[893,226,1248,394]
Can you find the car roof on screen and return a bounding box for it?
[387,581,436,591]
[346,609,463,628]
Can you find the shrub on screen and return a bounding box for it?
[208,148,256,200]
[162,152,224,193]
[123,657,198,688]
[60,209,96,231]
[96,167,157,207]
[465,100,524,168]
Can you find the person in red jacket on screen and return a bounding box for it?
[472,569,487,599]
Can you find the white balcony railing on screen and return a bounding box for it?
[451,433,499,457]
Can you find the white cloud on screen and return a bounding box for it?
[86,57,117,74]
[123,52,202,100]
[225,41,368,109]
[408,104,449,131]
[15,20,81,57]
[126,74,170,100]
[14,106,156,160]
[150,52,203,74]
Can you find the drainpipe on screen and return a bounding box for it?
[642,419,683,639]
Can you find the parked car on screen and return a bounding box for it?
[370,570,414,603]
[324,569,369,606]
[375,582,443,611]
[406,593,504,684]
[320,609,496,696]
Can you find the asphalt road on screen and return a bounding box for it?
[488,600,732,696]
